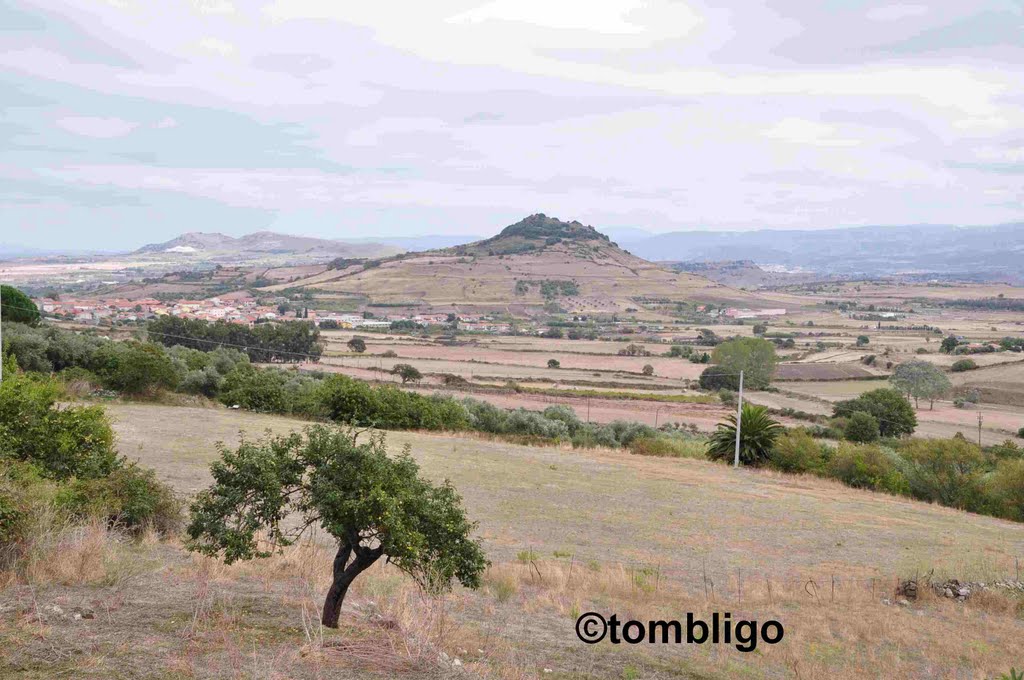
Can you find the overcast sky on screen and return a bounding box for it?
[3,0,1022,250]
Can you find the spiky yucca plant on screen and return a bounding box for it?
[707,403,783,466]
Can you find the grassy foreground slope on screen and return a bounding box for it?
[4,401,1022,679]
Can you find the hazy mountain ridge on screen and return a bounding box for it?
[134,231,400,259]
[618,223,1024,278]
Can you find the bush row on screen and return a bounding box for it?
[763,428,1024,521]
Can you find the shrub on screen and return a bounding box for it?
[827,443,906,493]
[833,388,916,438]
[899,438,988,511]
[547,359,560,369]
[988,459,1024,521]
[707,404,782,466]
[220,364,290,413]
[0,361,118,481]
[1019,426,1024,439]
[347,337,366,353]
[641,364,654,376]
[382,350,398,358]
[845,411,880,443]
[769,430,826,473]
[91,341,179,395]
[950,358,978,372]
[629,436,705,459]
[55,464,182,535]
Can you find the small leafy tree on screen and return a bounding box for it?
[392,363,422,384]
[347,337,366,353]
[706,404,783,466]
[889,360,951,409]
[940,335,959,354]
[845,411,880,443]
[641,364,654,376]
[710,337,777,389]
[856,335,869,347]
[1,285,40,326]
[187,426,488,628]
[834,388,917,438]
[547,359,560,369]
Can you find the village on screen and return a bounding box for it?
[34,291,788,336]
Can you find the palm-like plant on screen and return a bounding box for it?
[707,403,783,466]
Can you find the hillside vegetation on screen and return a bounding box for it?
[281,214,770,314]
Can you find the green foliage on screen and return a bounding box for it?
[710,337,777,389]
[833,388,917,438]
[769,429,826,473]
[855,335,869,346]
[899,438,988,511]
[148,315,322,363]
[547,359,560,369]
[220,364,290,413]
[641,364,654,376]
[665,345,692,358]
[889,360,951,408]
[699,365,736,390]
[55,463,182,534]
[0,360,118,480]
[347,337,366,353]
[940,335,959,353]
[1,285,40,326]
[391,363,422,384]
[989,460,1024,522]
[827,443,907,493]
[629,436,706,459]
[92,341,179,394]
[186,426,487,626]
[845,411,880,443]
[706,404,783,466]
[950,358,977,372]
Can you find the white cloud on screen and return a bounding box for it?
[762,118,860,147]
[866,5,929,22]
[56,116,138,138]
[194,37,236,57]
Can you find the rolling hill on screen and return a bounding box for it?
[133,231,401,260]
[276,214,774,315]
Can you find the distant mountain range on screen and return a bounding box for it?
[133,231,401,259]
[616,223,1024,279]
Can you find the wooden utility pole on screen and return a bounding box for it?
[733,370,744,468]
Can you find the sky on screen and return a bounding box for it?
[2,0,1022,251]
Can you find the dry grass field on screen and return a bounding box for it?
[5,401,1018,679]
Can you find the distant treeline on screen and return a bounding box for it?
[943,297,1024,312]
[147,316,322,363]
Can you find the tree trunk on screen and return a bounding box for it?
[321,543,353,628]
[321,541,384,628]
